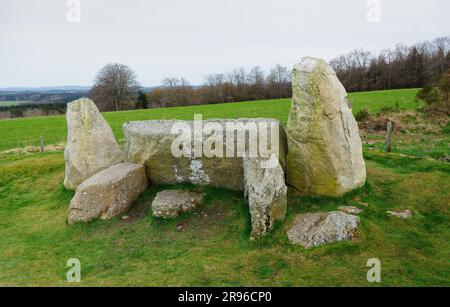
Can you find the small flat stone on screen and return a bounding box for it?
[152,190,203,219]
[387,209,412,219]
[288,212,360,248]
[338,206,363,215]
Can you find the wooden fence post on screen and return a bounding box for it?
[40,136,45,153]
[385,121,393,153]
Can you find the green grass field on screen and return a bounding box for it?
[0,150,448,286]
[0,88,420,151]
[0,101,30,107]
[1,87,449,286]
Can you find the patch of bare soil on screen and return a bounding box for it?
[119,198,153,224]
[1,144,65,155]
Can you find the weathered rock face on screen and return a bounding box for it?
[68,163,147,224]
[244,156,287,239]
[64,98,123,190]
[152,190,204,219]
[123,119,287,191]
[287,212,360,248]
[286,57,366,196]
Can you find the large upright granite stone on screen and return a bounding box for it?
[244,156,287,239]
[286,57,366,196]
[68,163,147,224]
[123,119,287,191]
[64,98,123,190]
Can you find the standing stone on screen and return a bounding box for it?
[243,156,287,239]
[286,57,366,196]
[64,98,123,190]
[68,163,148,224]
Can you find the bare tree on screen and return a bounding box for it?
[247,66,265,100]
[89,84,114,111]
[158,77,194,106]
[267,65,290,99]
[93,63,140,111]
[162,77,181,88]
[205,73,225,87]
[330,36,450,92]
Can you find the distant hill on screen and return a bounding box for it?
[0,86,92,93]
[0,86,153,105]
[0,86,154,94]
[0,86,91,104]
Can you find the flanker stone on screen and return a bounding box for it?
[64,98,123,190]
[68,163,147,224]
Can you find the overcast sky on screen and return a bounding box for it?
[0,0,449,87]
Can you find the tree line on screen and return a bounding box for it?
[0,101,67,119]
[146,65,292,109]
[330,36,450,92]
[90,36,449,112]
[90,64,292,111]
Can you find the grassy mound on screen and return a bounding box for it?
[0,151,448,286]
